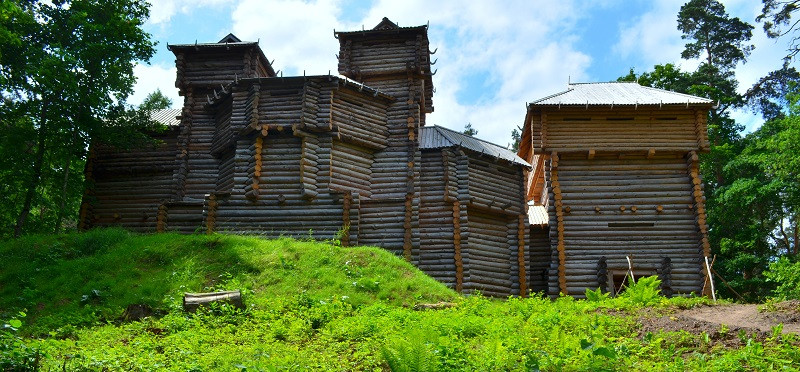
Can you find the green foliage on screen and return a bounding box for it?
[2,230,798,370]
[765,257,800,300]
[0,0,157,238]
[585,287,610,302]
[462,123,478,136]
[619,276,662,307]
[1,312,41,371]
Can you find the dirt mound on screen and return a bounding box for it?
[639,301,800,346]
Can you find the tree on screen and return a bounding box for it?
[509,127,521,152]
[758,0,800,59]
[463,123,478,136]
[0,1,156,237]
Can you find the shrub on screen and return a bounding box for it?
[619,275,662,306]
[764,257,800,300]
[1,312,41,371]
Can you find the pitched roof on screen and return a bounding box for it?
[419,125,529,167]
[334,17,427,37]
[529,82,713,107]
[150,108,181,127]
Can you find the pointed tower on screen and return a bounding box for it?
[335,18,436,263]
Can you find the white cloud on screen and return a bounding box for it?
[352,0,594,145]
[129,63,182,108]
[230,0,345,77]
[148,0,233,25]
[612,0,688,72]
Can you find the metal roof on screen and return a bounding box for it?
[530,82,713,107]
[151,108,181,127]
[419,125,529,167]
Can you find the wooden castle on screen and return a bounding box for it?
[80,18,714,298]
[518,82,714,297]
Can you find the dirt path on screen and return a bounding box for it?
[680,302,800,334]
[640,301,800,340]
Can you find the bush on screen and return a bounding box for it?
[619,275,662,306]
[764,257,800,300]
[1,312,41,371]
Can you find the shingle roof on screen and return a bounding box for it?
[419,125,529,167]
[150,108,181,127]
[530,82,713,107]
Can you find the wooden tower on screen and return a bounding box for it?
[518,82,714,297]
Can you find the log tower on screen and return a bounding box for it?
[335,18,435,264]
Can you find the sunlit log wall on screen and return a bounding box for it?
[524,107,712,298]
[83,22,535,297]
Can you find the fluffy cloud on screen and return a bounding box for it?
[129,63,182,108]
[230,0,345,77]
[148,0,233,25]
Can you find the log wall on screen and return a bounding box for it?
[545,152,704,297]
[530,108,710,154]
[88,131,179,232]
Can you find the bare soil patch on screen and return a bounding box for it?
[638,300,800,347]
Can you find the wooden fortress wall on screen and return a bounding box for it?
[527,107,711,297]
[81,23,534,297]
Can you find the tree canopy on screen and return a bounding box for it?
[0,0,160,237]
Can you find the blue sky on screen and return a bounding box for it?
[130,0,792,146]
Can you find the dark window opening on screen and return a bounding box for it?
[607,269,657,296]
[606,117,634,121]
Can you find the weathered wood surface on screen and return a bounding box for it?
[183,290,244,312]
[546,153,704,297]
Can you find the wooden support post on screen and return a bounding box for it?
[551,151,567,295]
[156,203,168,233]
[205,194,217,235]
[246,136,263,200]
[453,201,463,293]
[704,256,716,302]
[403,195,413,262]
[541,112,548,151]
[517,214,527,297]
[342,192,351,247]
[687,150,712,295]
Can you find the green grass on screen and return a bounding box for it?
[1,229,799,371]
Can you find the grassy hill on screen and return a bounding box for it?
[1,229,798,370]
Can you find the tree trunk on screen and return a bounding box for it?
[54,127,78,233]
[14,102,48,238]
[794,214,798,256]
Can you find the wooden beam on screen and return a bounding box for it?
[517,214,527,297]
[551,151,567,295]
[453,201,463,293]
[156,203,168,233]
[205,194,217,234]
[687,150,712,296]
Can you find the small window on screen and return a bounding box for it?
[606,117,634,121]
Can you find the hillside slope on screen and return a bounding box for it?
[1,230,799,371]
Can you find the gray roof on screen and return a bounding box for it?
[530,82,713,107]
[419,125,529,167]
[151,108,181,127]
